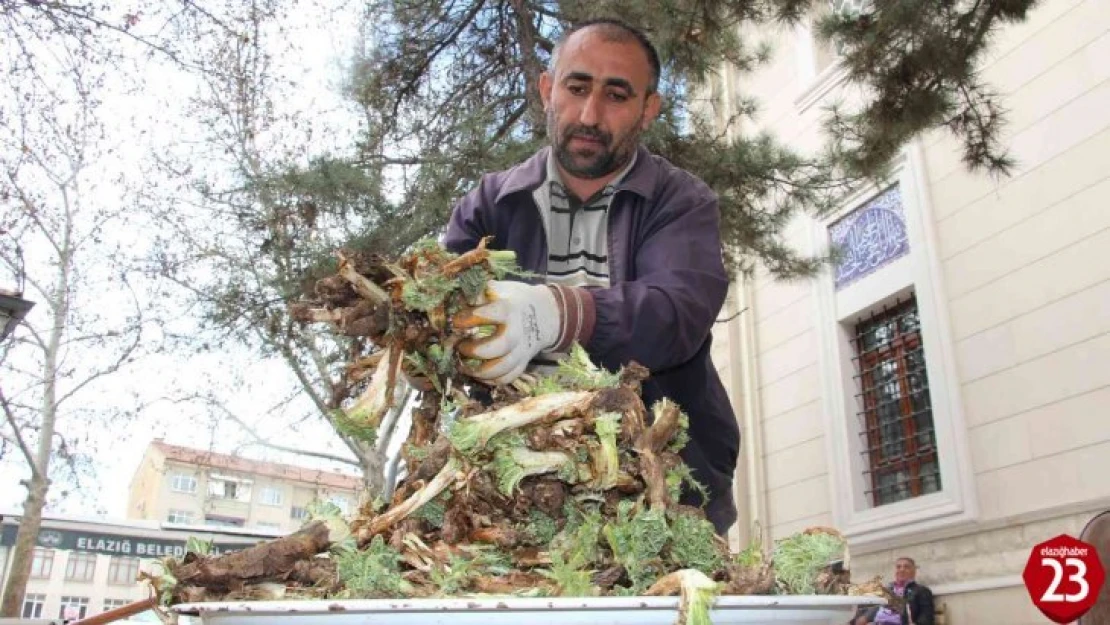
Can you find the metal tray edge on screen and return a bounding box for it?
[174,594,887,616]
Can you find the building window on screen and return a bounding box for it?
[328,495,350,515]
[171,473,198,493]
[852,294,941,507]
[58,596,90,620]
[65,551,97,581]
[259,487,284,506]
[167,509,195,524]
[290,506,309,521]
[103,598,129,612]
[108,556,141,585]
[21,593,45,619]
[208,474,252,502]
[30,547,54,578]
[812,157,976,545]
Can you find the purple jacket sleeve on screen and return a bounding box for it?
[586,190,728,373]
[442,178,490,254]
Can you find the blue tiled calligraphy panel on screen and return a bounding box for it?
[829,185,909,290]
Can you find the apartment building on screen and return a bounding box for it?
[702,1,1110,621]
[127,440,362,533]
[0,512,267,621]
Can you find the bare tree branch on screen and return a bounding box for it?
[198,395,361,468]
[0,385,40,480]
[12,0,213,73]
[52,297,143,409]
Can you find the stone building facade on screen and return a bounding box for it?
[705,1,1110,621]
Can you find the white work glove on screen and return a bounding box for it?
[454,280,561,385]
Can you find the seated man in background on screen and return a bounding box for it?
[868,557,935,625]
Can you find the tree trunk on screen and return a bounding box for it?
[1,225,69,617]
[0,478,48,616]
[0,392,58,617]
[356,442,386,497]
[509,0,546,137]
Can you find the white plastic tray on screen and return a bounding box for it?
[174,595,886,625]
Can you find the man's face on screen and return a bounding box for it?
[539,29,661,181]
[894,559,916,583]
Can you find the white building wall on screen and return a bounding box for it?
[0,515,270,622]
[0,547,151,620]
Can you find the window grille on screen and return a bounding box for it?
[852,294,942,506]
[290,506,309,520]
[103,598,129,612]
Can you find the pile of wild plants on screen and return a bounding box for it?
[148,239,895,624]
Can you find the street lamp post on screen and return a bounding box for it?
[0,288,34,342]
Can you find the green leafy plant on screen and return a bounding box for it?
[772,531,846,594]
[335,535,414,598]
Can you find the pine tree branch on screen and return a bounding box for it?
[526,1,567,25]
[389,0,488,123]
[490,102,530,145]
[422,63,522,131]
[354,155,446,167]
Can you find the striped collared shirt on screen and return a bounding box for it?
[531,150,638,289]
[529,151,636,370]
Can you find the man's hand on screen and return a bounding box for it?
[454,280,561,385]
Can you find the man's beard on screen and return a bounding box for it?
[549,114,640,180]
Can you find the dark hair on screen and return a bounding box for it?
[550,18,661,95]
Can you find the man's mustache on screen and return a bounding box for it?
[562,125,611,147]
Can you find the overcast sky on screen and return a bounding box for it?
[1,2,374,519]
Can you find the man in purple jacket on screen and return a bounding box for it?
[444,18,740,535]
